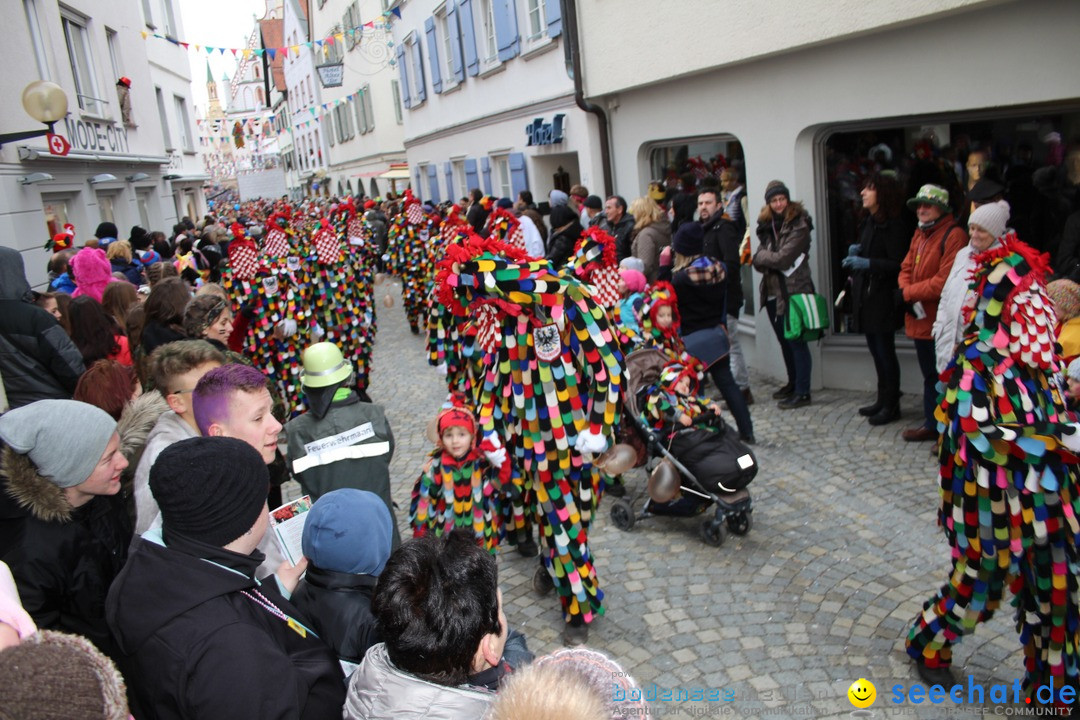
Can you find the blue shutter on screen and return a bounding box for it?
[458,0,479,77]
[446,4,465,83]
[444,162,453,199]
[396,45,411,109]
[493,0,519,62]
[544,0,561,38]
[424,17,443,94]
[464,158,480,192]
[481,157,493,195]
[427,165,441,203]
[509,152,527,198]
[410,39,426,102]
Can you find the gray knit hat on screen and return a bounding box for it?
[0,400,116,487]
[1068,357,1080,384]
[968,199,1011,239]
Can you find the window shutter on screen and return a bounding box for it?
[396,45,411,109]
[444,162,454,199]
[458,0,479,77]
[493,0,519,62]
[446,4,465,83]
[362,86,374,131]
[544,0,561,38]
[481,156,492,195]
[509,152,528,198]
[427,165,440,204]
[358,91,371,133]
[326,115,335,146]
[410,40,426,102]
[424,17,443,94]
[465,158,479,191]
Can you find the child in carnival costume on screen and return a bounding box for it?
[906,232,1080,706]
[436,231,624,645]
[386,189,435,334]
[645,360,719,436]
[638,281,686,359]
[613,267,648,348]
[410,394,534,555]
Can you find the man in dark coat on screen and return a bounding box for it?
[699,189,751,402]
[0,247,85,409]
[107,437,345,720]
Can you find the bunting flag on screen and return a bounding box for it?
[139,16,395,58]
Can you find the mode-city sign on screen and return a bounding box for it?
[61,118,132,154]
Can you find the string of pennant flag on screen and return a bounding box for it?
[195,88,372,141]
[140,6,401,58]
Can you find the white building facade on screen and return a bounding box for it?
[283,0,330,197]
[575,0,1080,393]
[308,0,406,199]
[2,0,202,285]
[392,0,601,206]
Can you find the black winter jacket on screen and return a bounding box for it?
[546,220,584,269]
[107,532,345,720]
[0,448,131,657]
[0,247,85,409]
[849,214,911,334]
[671,257,729,336]
[702,213,744,318]
[291,566,380,667]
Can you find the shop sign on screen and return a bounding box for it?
[62,118,130,154]
[525,114,565,146]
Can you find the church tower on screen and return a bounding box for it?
[206,62,224,120]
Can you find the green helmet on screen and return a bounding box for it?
[301,342,351,388]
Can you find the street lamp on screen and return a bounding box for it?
[0,81,68,147]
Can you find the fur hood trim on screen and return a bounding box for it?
[757,200,807,227]
[116,391,169,465]
[2,446,73,523]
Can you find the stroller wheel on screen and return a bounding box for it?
[610,498,635,531]
[699,518,726,547]
[727,512,752,536]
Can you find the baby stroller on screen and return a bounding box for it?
[608,348,756,547]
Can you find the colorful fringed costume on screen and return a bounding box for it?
[437,233,624,628]
[906,235,1080,702]
[386,190,436,333]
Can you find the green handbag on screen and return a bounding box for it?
[783,292,830,342]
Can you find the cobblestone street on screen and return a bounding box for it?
[362,281,1024,718]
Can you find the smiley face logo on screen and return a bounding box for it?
[848,678,876,708]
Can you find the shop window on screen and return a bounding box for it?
[821,107,1080,334]
[647,135,753,315]
[137,190,151,228]
[42,196,72,239]
[97,193,117,225]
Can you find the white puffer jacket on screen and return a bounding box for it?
[932,241,1001,373]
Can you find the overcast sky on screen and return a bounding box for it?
[179,0,271,117]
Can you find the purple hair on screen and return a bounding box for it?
[192,363,268,435]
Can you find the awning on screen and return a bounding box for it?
[378,163,410,180]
